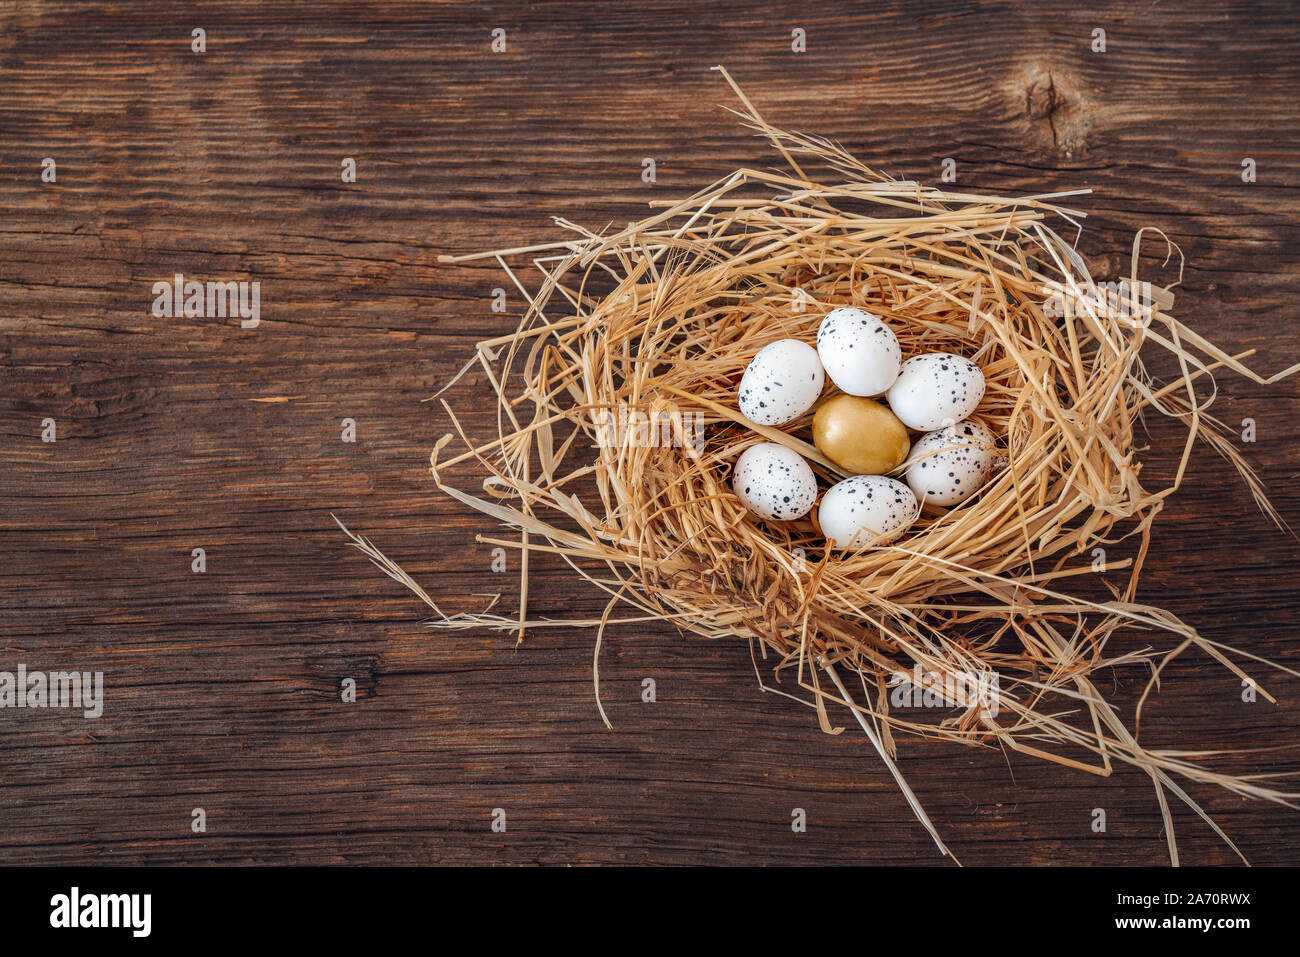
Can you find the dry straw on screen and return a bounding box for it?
[341,68,1300,864]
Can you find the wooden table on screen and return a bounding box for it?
[3,0,1298,865]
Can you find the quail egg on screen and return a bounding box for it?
[733,442,818,521]
[737,339,825,426]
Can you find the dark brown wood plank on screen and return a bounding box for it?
[1,0,1299,865]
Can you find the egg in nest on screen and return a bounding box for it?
[737,339,825,426]
[905,419,997,508]
[818,474,918,548]
[815,307,902,397]
[733,442,818,521]
[887,352,985,431]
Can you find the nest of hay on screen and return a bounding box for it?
[342,70,1300,863]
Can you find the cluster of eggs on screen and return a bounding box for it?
[733,307,997,548]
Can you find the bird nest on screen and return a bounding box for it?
[341,70,1298,863]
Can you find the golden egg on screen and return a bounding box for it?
[813,395,911,475]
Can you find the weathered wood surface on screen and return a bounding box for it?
[1,0,1298,865]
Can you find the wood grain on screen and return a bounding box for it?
[1,0,1298,865]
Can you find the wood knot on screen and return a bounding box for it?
[1013,64,1091,157]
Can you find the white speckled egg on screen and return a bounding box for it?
[737,339,825,426]
[887,353,986,431]
[732,442,817,521]
[818,475,917,548]
[906,420,997,508]
[816,307,902,397]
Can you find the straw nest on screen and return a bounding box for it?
[342,69,1300,863]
